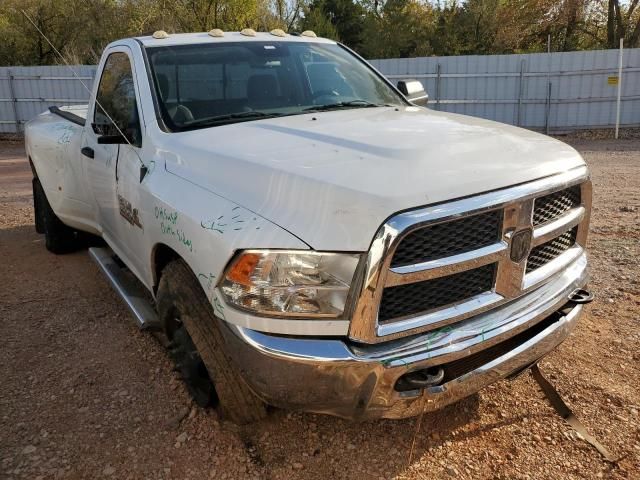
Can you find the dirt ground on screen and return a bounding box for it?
[1,136,639,480]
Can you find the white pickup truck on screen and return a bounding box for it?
[25,30,593,424]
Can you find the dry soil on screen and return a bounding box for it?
[1,137,639,480]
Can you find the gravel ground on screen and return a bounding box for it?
[1,136,639,480]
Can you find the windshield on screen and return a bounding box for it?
[145,41,405,131]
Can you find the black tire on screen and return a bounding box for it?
[32,178,45,234]
[33,178,78,254]
[157,259,267,424]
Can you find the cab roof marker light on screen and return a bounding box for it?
[240,28,256,37]
[208,29,224,38]
[301,30,317,38]
[270,29,286,37]
[152,30,170,39]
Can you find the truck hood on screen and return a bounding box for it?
[161,106,585,251]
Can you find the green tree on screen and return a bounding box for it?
[300,2,340,38]
[0,0,161,65]
[1,0,637,67]
[1,0,89,65]
[361,0,435,58]
[162,0,264,32]
[429,1,466,56]
[301,0,366,49]
[606,0,640,47]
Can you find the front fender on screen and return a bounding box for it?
[143,168,308,319]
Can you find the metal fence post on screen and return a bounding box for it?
[545,35,552,134]
[615,38,624,139]
[7,69,21,134]
[545,82,552,134]
[517,59,525,126]
[435,63,441,111]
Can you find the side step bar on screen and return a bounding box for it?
[88,247,161,331]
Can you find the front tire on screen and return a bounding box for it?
[157,260,267,424]
[33,178,78,254]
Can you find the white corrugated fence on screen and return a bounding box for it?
[0,65,97,134]
[1,48,638,133]
[371,47,639,132]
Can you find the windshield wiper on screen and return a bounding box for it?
[303,100,388,112]
[182,111,282,128]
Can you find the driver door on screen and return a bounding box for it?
[83,49,146,276]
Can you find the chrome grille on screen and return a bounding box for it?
[391,210,502,267]
[379,264,496,322]
[526,227,578,273]
[533,185,581,226]
[349,167,592,344]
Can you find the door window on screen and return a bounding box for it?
[94,52,142,146]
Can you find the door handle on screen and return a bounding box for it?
[81,146,94,159]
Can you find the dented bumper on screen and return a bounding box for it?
[219,254,587,420]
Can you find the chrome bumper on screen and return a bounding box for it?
[219,254,587,420]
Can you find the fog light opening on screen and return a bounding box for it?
[395,367,445,392]
[568,288,594,305]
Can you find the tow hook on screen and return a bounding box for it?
[395,367,445,392]
[567,288,594,305]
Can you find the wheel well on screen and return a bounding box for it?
[152,243,181,292]
[28,156,38,178]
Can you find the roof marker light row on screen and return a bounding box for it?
[151,29,317,40]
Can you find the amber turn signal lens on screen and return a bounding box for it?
[221,250,361,318]
[227,253,260,285]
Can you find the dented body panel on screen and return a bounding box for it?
[24,32,591,420]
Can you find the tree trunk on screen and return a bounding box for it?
[607,0,616,47]
[628,0,640,46]
[563,0,580,51]
[613,0,625,43]
[630,18,640,47]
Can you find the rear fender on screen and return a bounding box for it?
[25,112,84,212]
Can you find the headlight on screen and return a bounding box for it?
[220,250,361,318]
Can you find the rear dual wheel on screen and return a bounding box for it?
[32,177,79,254]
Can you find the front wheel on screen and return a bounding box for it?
[156,259,267,424]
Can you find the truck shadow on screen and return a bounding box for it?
[237,394,484,479]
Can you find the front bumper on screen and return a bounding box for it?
[219,254,587,420]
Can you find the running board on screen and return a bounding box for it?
[88,247,161,331]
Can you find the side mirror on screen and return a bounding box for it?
[92,123,128,144]
[97,133,127,144]
[397,80,428,107]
